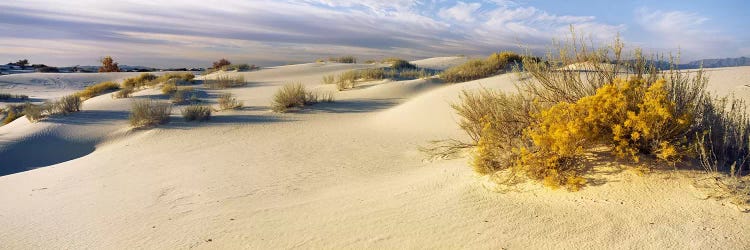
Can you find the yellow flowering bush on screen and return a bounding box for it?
[471,77,693,190]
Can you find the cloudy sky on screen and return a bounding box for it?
[0,0,747,68]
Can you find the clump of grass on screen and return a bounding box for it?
[397,69,432,79]
[441,51,522,83]
[336,70,359,90]
[271,82,328,112]
[390,59,417,70]
[23,102,45,122]
[181,105,212,121]
[161,82,178,94]
[122,73,158,89]
[2,105,22,125]
[226,64,258,71]
[327,56,356,63]
[204,74,246,89]
[170,87,197,104]
[76,81,120,100]
[0,93,29,101]
[217,93,243,110]
[129,99,172,128]
[321,74,335,85]
[55,95,82,114]
[113,87,135,98]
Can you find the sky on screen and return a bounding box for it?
[0,0,748,68]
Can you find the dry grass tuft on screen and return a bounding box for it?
[181,105,212,121]
[271,82,329,112]
[204,74,246,89]
[217,93,243,110]
[76,81,120,100]
[129,99,171,128]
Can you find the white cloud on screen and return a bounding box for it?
[439,2,483,23]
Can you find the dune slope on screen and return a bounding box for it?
[0,63,749,249]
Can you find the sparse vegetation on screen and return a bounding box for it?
[113,87,135,98]
[23,102,44,122]
[55,95,82,114]
[448,28,750,194]
[327,56,357,63]
[121,73,158,89]
[271,82,330,112]
[204,74,246,89]
[2,105,22,125]
[181,105,212,121]
[0,93,29,101]
[213,58,231,69]
[321,74,335,85]
[390,59,417,70]
[217,93,243,110]
[441,51,522,83]
[98,56,120,72]
[170,87,198,104]
[161,82,178,95]
[129,99,172,128]
[76,81,120,100]
[329,67,436,91]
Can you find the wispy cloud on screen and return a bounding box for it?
[0,1,742,67]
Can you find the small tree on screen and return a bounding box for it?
[212,58,231,69]
[16,59,29,67]
[98,56,120,72]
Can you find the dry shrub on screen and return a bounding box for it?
[113,87,135,98]
[328,56,356,63]
[336,70,358,91]
[2,105,22,125]
[0,93,29,100]
[161,82,177,94]
[98,56,120,72]
[122,73,158,89]
[271,82,326,112]
[451,27,742,191]
[76,81,120,99]
[129,99,171,128]
[321,74,335,85]
[171,87,197,104]
[217,93,243,110]
[390,59,417,70]
[55,95,82,114]
[204,74,246,89]
[181,105,211,121]
[213,58,231,69]
[23,102,44,122]
[441,51,522,83]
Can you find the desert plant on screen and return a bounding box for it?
[170,87,196,104]
[271,82,325,112]
[217,93,243,110]
[321,74,335,85]
[0,93,29,100]
[181,105,212,121]
[122,73,158,89]
[213,58,231,69]
[98,56,120,72]
[129,99,172,128]
[55,95,82,114]
[390,59,417,70]
[23,102,44,122]
[76,81,120,99]
[0,93,11,99]
[2,105,22,125]
[204,74,246,89]
[441,51,521,83]
[113,87,135,98]
[161,82,177,94]
[336,70,358,91]
[328,56,356,63]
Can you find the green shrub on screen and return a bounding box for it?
[204,74,246,89]
[76,81,120,99]
[217,93,243,110]
[129,99,171,128]
[181,105,211,121]
[271,82,327,112]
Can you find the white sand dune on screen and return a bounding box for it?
[0,61,749,248]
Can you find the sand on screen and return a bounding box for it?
[0,60,749,249]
